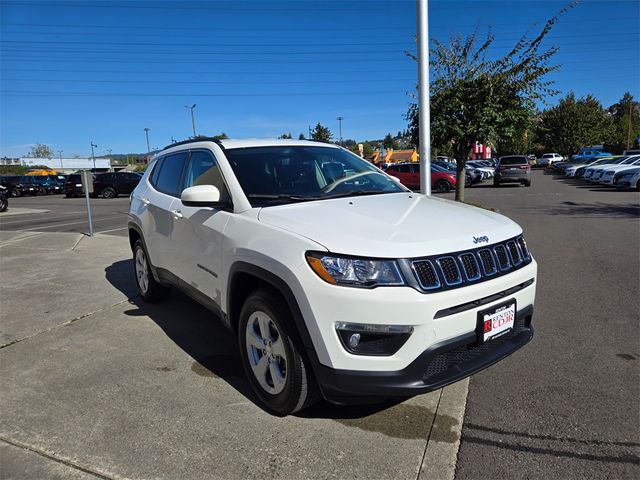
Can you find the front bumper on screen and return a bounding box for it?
[316,305,533,402]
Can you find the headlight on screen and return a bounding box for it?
[306,252,405,287]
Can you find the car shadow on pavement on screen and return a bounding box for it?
[105,259,406,419]
[533,201,640,218]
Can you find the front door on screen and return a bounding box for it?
[170,149,232,306]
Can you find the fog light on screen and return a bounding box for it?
[348,333,361,349]
[335,322,413,356]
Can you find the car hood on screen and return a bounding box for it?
[258,193,521,258]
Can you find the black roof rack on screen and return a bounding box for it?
[161,137,226,152]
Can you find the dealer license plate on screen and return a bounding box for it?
[478,300,516,342]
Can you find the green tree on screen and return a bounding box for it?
[278,132,293,139]
[383,133,398,149]
[212,132,228,140]
[407,3,574,201]
[536,92,607,156]
[298,133,306,140]
[30,143,54,158]
[605,93,640,152]
[310,123,333,143]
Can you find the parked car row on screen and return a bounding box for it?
[64,171,142,198]
[0,175,64,197]
[383,156,533,191]
[549,154,640,191]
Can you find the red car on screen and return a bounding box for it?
[385,162,457,192]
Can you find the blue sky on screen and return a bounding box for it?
[1,0,638,157]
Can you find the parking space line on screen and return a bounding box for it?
[94,227,128,234]
[12,215,125,232]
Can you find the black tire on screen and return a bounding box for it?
[239,289,318,416]
[636,180,640,192]
[493,179,500,187]
[65,193,72,198]
[102,187,117,199]
[11,189,20,197]
[435,179,451,193]
[524,180,531,187]
[133,239,171,303]
[0,195,7,213]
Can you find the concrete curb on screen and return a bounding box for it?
[0,208,50,217]
[419,378,469,480]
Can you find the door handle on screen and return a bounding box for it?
[171,209,183,219]
[142,198,150,205]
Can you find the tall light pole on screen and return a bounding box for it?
[417,0,431,195]
[337,116,344,146]
[143,128,151,153]
[184,104,197,137]
[57,149,64,170]
[90,142,97,170]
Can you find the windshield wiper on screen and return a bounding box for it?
[246,194,311,202]
[322,190,390,199]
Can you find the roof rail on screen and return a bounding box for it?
[161,137,226,152]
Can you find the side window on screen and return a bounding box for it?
[155,152,188,197]
[183,150,230,203]
[150,157,164,186]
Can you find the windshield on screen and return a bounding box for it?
[225,146,406,206]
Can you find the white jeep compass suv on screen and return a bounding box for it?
[128,138,536,415]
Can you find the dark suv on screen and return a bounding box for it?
[0,176,38,196]
[93,172,142,198]
[64,173,93,197]
[494,156,531,187]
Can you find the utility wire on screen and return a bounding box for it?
[0,17,631,31]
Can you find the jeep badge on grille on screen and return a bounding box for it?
[473,235,489,244]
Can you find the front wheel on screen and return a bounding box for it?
[523,180,531,187]
[10,189,20,197]
[239,290,318,416]
[133,239,171,302]
[0,195,7,212]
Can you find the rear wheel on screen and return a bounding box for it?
[239,289,318,416]
[102,187,117,199]
[10,189,20,197]
[523,180,531,187]
[0,195,7,212]
[435,179,451,193]
[133,239,170,302]
[493,179,500,187]
[636,180,640,192]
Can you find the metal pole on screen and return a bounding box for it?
[90,142,97,170]
[417,0,431,195]
[144,128,150,153]
[58,149,63,170]
[337,116,344,146]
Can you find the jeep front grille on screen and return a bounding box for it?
[410,235,532,293]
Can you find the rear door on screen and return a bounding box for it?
[143,152,189,271]
[169,149,232,300]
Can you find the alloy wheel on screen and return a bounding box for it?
[135,247,149,294]
[245,311,288,395]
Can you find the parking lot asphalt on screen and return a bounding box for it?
[0,194,130,237]
[447,172,640,479]
[1,170,638,479]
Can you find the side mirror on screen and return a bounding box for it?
[181,185,225,207]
